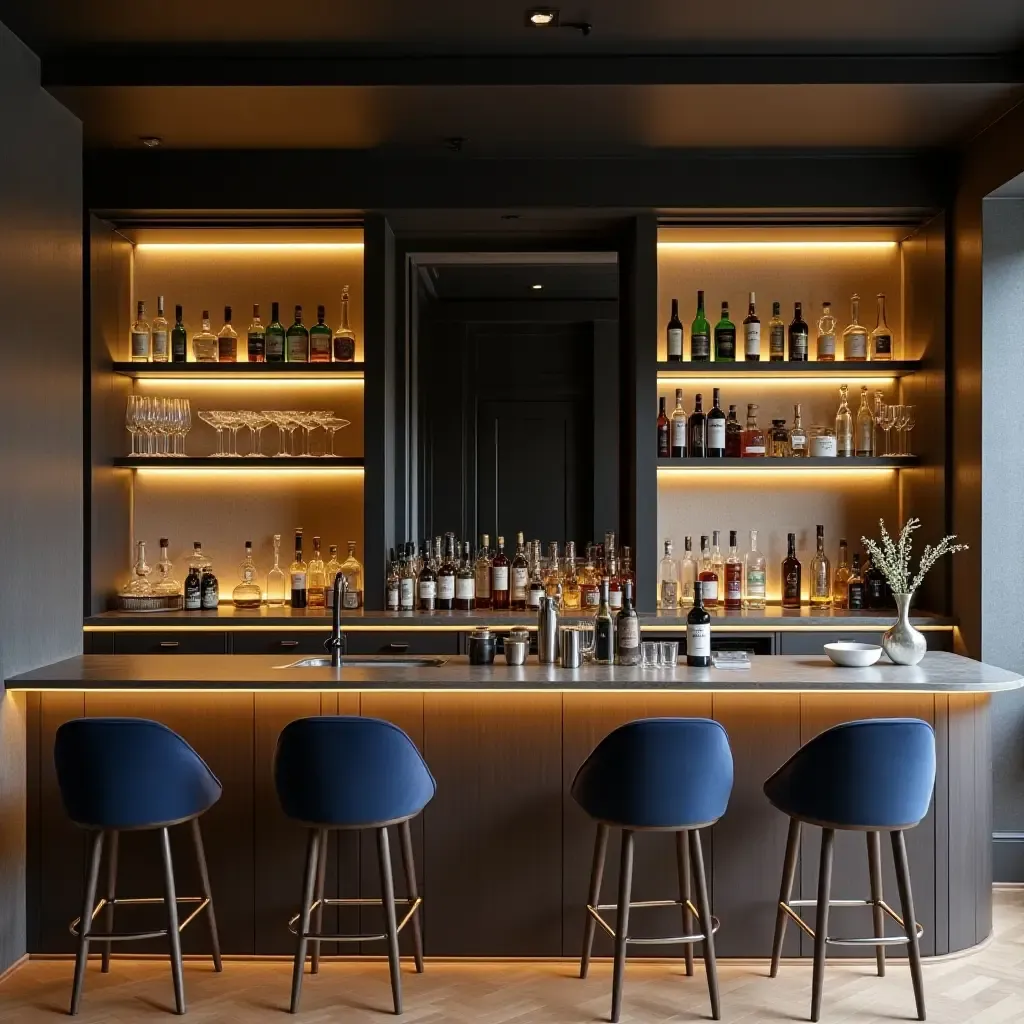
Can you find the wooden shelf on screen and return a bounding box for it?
[657,456,917,469]
[113,361,365,380]
[113,457,364,469]
[656,360,919,378]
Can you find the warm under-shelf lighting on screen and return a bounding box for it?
[657,241,898,252]
[657,467,898,479]
[657,376,897,386]
[132,376,364,387]
[131,467,364,478]
[134,242,364,252]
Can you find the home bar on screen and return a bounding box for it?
[3,5,1024,1023]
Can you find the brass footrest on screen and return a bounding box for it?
[782,897,924,946]
[70,896,211,942]
[587,899,720,946]
[288,896,423,944]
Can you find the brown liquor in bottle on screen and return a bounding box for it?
[474,534,492,609]
[725,404,742,457]
[847,553,865,609]
[436,534,457,611]
[490,535,510,609]
[510,532,529,610]
[455,541,476,611]
[833,540,850,609]
[724,530,743,611]
[782,532,802,609]
[697,535,719,609]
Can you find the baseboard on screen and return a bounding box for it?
[0,954,28,985]
[993,832,1024,883]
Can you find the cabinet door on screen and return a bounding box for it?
[345,631,459,655]
[112,631,229,654]
[231,631,331,656]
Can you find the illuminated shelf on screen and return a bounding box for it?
[657,456,917,470]
[657,360,919,379]
[114,457,364,470]
[113,362,365,380]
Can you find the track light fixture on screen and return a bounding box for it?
[525,8,592,35]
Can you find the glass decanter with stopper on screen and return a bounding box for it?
[333,285,357,362]
[232,541,263,608]
[122,540,153,596]
[152,537,182,598]
[339,540,364,608]
[266,533,286,607]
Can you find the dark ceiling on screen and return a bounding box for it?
[422,262,619,301]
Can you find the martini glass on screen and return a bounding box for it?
[198,410,226,456]
[282,411,303,456]
[243,411,272,457]
[320,416,352,456]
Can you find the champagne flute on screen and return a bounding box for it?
[882,405,896,456]
[903,405,916,457]
[125,395,141,456]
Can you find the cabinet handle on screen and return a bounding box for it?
[159,641,179,648]
[279,640,300,647]
[388,643,409,651]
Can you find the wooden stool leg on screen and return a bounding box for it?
[676,829,694,977]
[891,830,926,1021]
[159,827,186,1015]
[310,829,328,975]
[70,830,104,1016]
[398,819,424,974]
[771,818,801,978]
[289,829,320,1014]
[690,829,720,1021]
[101,830,118,974]
[610,829,634,1024]
[377,826,403,1015]
[191,818,222,972]
[867,831,886,978]
[580,822,608,979]
[811,828,835,1024]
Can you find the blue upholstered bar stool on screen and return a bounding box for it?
[274,716,436,1015]
[764,719,936,1023]
[54,718,223,1016]
[572,718,734,1023]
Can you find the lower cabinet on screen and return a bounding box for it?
[230,631,330,656]
[112,631,229,654]
[344,630,459,655]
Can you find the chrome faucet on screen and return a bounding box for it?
[325,571,348,667]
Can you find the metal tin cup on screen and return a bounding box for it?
[468,627,496,665]
[560,626,583,669]
[504,637,529,665]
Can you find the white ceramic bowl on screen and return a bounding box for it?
[824,642,883,668]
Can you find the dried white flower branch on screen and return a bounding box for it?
[860,517,967,598]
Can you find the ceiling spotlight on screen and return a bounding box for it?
[532,284,543,290]
[527,8,559,25]
[139,136,162,148]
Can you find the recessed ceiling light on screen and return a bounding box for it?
[532,284,543,290]
[526,8,559,26]
[140,136,162,148]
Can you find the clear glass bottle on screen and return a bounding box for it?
[710,530,725,590]
[769,419,790,457]
[152,537,182,597]
[456,541,476,611]
[698,535,719,609]
[615,581,640,666]
[658,539,679,610]
[325,544,342,608]
[810,524,831,607]
[670,389,687,457]
[724,530,743,611]
[606,554,623,611]
[680,536,698,604]
[340,540,364,609]
[835,383,854,457]
[310,305,332,363]
[437,534,457,611]
[289,530,307,608]
[307,536,327,608]
[475,534,492,609]
[266,534,287,607]
[847,553,865,608]
[386,548,400,610]
[217,305,238,362]
[816,301,836,361]
[743,530,766,610]
[871,293,893,360]
[843,293,868,361]
[151,296,169,362]
[594,578,614,665]
[247,303,266,363]
[789,404,808,457]
[856,384,875,456]
[789,301,809,361]
[233,541,263,608]
[191,310,217,362]
[741,404,766,457]
[510,531,529,610]
[130,300,151,362]
[527,540,546,610]
[714,300,736,361]
[171,304,187,362]
[580,544,600,612]
[833,539,850,609]
[768,301,786,361]
[620,544,635,591]
[333,285,357,362]
[490,535,510,609]
[743,291,761,361]
[286,305,309,363]
[544,541,563,600]
[725,404,742,457]
[265,302,286,362]
[563,540,582,610]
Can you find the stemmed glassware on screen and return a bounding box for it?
[125,396,192,457]
[881,404,897,456]
[903,405,916,456]
[242,411,272,457]
[320,415,352,456]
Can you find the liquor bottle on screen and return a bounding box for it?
[856,385,874,456]
[616,581,640,665]
[810,525,831,607]
[580,545,600,611]
[714,300,736,361]
[782,533,801,609]
[130,300,151,362]
[385,548,400,610]
[266,534,286,606]
[835,384,854,457]
[152,537,182,597]
[192,310,217,362]
[743,530,766,610]
[184,548,202,610]
[265,302,286,362]
[151,296,169,362]
[666,298,683,361]
[246,303,266,362]
[456,541,476,611]
[706,388,726,457]
[710,530,725,589]
[698,535,719,609]
[816,301,836,361]
[724,530,743,611]
[545,541,564,601]
[833,540,850,609]
[847,553,865,609]
[289,530,307,608]
[307,536,327,608]
[788,302,809,361]
[725,404,741,457]
[171,305,187,362]
[741,403,766,457]
[400,552,416,611]
[310,305,332,363]
[658,539,679,610]
[680,536,698,604]
[606,554,623,611]
[864,554,888,608]
[286,305,309,362]
[769,418,790,457]
[690,290,711,361]
[437,534,457,611]
[233,541,263,608]
[417,542,437,611]
[325,544,343,608]
[871,293,893,360]
[689,393,707,457]
[200,555,219,611]
[525,540,543,610]
[843,294,868,361]
[670,389,687,457]
[657,397,670,457]
[789,404,808,457]
[490,535,510,609]
[594,578,614,665]
[620,544,635,591]
[686,581,712,667]
[218,306,238,362]
[563,540,582,610]
[769,301,786,361]
[475,534,492,609]
[333,285,357,362]
[743,292,761,361]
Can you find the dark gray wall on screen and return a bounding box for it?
[0,20,83,973]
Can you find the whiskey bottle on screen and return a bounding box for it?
[698,535,719,609]
[152,296,169,362]
[689,393,706,456]
[325,544,342,608]
[680,536,698,604]
[437,534,457,610]
[810,525,831,607]
[307,536,327,608]
[594,578,614,665]
[563,540,582,610]
[171,305,187,362]
[864,554,888,608]
[545,541,564,601]
[769,301,786,361]
[510,532,529,610]
[816,301,836,361]
[833,540,850,609]
[200,556,219,611]
[456,541,476,611]
[789,302,809,361]
[527,540,547,610]
[417,545,437,611]
[847,553,865,608]
[400,552,416,611]
[782,533,801,609]
[856,385,875,456]
[743,530,766,610]
[192,310,217,362]
[130,300,151,362]
[690,290,711,361]
[741,404,766,457]
[789,404,808,457]
[670,389,687,457]
[247,304,266,362]
[385,548,400,610]
[475,534,492,609]
[580,545,600,611]
[217,306,238,363]
[616,581,640,666]
[266,534,286,606]
[310,305,332,363]
[606,555,623,611]
[490,535,510,609]
[659,539,679,610]
[265,302,286,362]
[340,541,364,609]
[725,404,741,457]
[835,384,854,457]
[870,294,893,360]
[724,530,743,611]
[714,301,736,361]
[706,388,726,457]
[710,530,725,589]
[842,294,868,361]
[232,541,262,608]
[286,305,309,363]
[289,530,308,608]
[657,397,670,457]
[743,292,761,361]
[666,298,683,361]
[333,286,357,362]
[686,581,712,667]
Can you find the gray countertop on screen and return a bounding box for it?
[6,652,1018,693]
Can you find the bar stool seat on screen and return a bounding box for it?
[764,718,936,1023]
[274,716,436,1015]
[571,717,734,1023]
[55,718,224,1016]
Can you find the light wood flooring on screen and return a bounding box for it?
[4,889,1024,1022]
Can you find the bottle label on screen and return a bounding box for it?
[527,586,543,609]
[744,322,761,357]
[266,334,284,359]
[769,326,785,358]
[130,330,149,358]
[687,622,711,658]
[456,577,475,600]
[791,434,807,451]
[715,328,736,359]
[784,571,800,598]
[310,334,331,358]
[172,333,186,360]
[248,333,265,359]
[810,434,837,457]
[418,580,436,600]
[151,330,169,359]
[476,566,491,598]
[660,581,678,608]
[184,583,201,610]
[671,418,687,452]
[200,577,219,610]
[618,618,639,649]
[726,573,742,601]
[857,419,874,454]
[584,587,600,607]
[287,339,308,361]
[707,419,726,451]
[847,333,868,359]
[512,566,529,598]
[609,589,623,610]
[438,575,455,600]
[791,330,808,359]
[342,588,360,609]
[491,566,509,591]
[334,336,356,361]
[290,572,307,589]
[702,580,719,601]
[667,328,683,358]
[386,582,399,610]
[817,333,836,357]
[691,332,710,360]
[873,332,893,356]
[848,582,865,608]
[743,444,766,455]
[813,567,829,598]
[400,578,415,609]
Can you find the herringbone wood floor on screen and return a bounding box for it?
[5,889,1024,1022]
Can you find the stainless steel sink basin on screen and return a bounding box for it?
[279,656,449,669]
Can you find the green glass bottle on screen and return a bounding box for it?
[170,304,187,362]
[714,300,736,361]
[285,304,309,363]
[690,289,710,361]
[309,304,332,363]
[265,301,286,363]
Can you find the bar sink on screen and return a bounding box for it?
[279,656,449,669]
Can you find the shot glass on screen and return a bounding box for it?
[660,641,679,667]
[641,641,660,669]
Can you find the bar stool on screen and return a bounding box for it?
[54,718,223,1016]
[764,718,936,1023]
[571,718,734,1023]
[274,716,436,1015]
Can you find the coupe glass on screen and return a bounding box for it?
[320,415,352,456]
[262,410,288,456]
[217,410,243,456]
[198,410,226,456]
[243,411,272,457]
[282,411,303,456]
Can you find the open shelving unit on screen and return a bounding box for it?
[656,360,920,378]
[113,457,365,470]
[113,361,365,379]
[656,457,917,470]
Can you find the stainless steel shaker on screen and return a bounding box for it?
[538,594,559,664]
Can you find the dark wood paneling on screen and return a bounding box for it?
[111,632,230,655]
[423,694,563,955]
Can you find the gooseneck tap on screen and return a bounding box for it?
[325,571,348,667]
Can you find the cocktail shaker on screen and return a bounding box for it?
[538,594,559,664]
